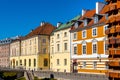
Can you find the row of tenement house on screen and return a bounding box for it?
[0,2,109,74]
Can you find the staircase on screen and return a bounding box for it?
[24,71,34,80]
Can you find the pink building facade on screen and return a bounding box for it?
[0,39,12,67]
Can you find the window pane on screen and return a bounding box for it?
[44,59,48,67]
[57,59,59,65]
[83,45,86,54]
[64,59,67,65]
[93,44,97,53]
[64,43,67,50]
[74,47,77,54]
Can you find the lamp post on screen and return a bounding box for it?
[97,54,101,62]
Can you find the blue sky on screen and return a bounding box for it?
[0,0,104,39]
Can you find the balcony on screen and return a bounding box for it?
[109,48,120,55]
[104,5,110,13]
[116,38,120,44]
[116,25,120,32]
[110,26,115,34]
[109,37,116,44]
[116,14,120,22]
[109,3,117,11]
[108,61,120,66]
[109,49,115,55]
[117,1,120,9]
[109,15,116,23]
[107,70,120,78]
[105,28,110,35]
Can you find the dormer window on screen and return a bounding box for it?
[84,19,88,26]
[74,22,78,29]
[94,16,98,24]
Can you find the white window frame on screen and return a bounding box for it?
[73,32,77,40]
[82,44,86,55]
[84,19,88,26]
[92,42,97,54]
[73,46,77,55]
[104,41,108,55]
[92,28,97,37]
[104,25,108,34]
[82,30,86,38]
[94,16,98,24]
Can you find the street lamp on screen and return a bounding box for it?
[97,54,101,62]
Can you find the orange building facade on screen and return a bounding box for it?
[70,2,109,74]
[105,0,120,80]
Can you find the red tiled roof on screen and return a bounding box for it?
[24,23,55,39]
[80,9,96,20]
[71,6,107,32]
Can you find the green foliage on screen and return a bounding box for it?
[15,77,26,80]
[34,76,40,80]
[3,72,17,77]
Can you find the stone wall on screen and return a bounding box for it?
[34,71,108,80]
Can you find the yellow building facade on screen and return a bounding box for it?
[50,16,81,72]
[10,23,55,71]
[10,38,21,68]
[70,2,108,74]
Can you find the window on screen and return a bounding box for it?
[44,59,48,66]
[82,45,86,54]
[34,59,36,67]
[93,43,97,54]
[104,25,108,32]
[29,59,31,67]
[82,30,86,38]
[57,34,60,39]
[105,14,109,20]
[64,32,67,37]
[64,59,67,65]
[20,60,22,65]
[57,44,60,51]
[84,19,88,26]
[43,48,46,53]
[57,59,59,65]
[74,22,78,28]
[74,46,77,54]
[42,39,46,43]
[16,61,18,66]
[92,28,97,36]
[94,16,98,23]
[24,59,26,66]
[64,43,67,50]
[105,44,108,51]
[83,62,86,68]
[93,61,97,69]
[73,33,77,39]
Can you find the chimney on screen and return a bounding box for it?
[96,2,105,14]
[57,22,62,28]
[82,9,87,16]
[40,21,45,26]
